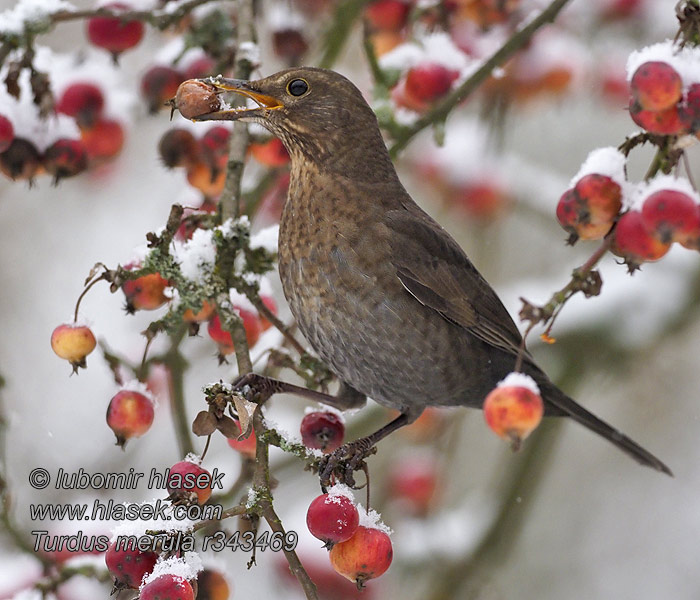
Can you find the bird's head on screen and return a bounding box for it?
[193,67,396,181]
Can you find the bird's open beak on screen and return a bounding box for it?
[192,76,283,121]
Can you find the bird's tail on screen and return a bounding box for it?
[544,385,672,476]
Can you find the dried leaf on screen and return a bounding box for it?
[216,415,241,439]
[232,393,255,439]
[192,410,217,436]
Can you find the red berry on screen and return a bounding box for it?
[556,174,623,242]
[300,411,345,452]
[182,299,216,323]
[483,378,543,450]
[306,493,359,546]
[227,422,257,459]
[641,189,700,247]
[122,268,169,313]
[364,0,410,30]
[387,457,438,516]
[81,118,125,162]
[200,126,230,167]
[141,65,185,114]
[106,390,154,448]
[629,100,689,136]
[329,526,393,587]
[0,114,15,153]
[0,137,41,181]
[452,180,511,222]
[196,569,230,600]
[105,541,158,589]
[631,61,682,112]
[86,2,145,57]
[612,210,671,270]
[249,138,289,167]
[158,128,200,169]
[56,83,105,128]
[405,63,459,103]
[272,28,309,61]
[43,139,89,182]
[167,461,212,505]
[51,323,97,371]
[175,80,222,120]
[182,56,217,80]
[140,575,194,600]
[462,0,520,26]
[681,83,700,134]
[207,311,262,355]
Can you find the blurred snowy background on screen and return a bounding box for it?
[1,0,700,599]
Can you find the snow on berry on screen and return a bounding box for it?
[626,40,700,91]
[569,147,627,190]
[306,492,360,546]
[141,552,203,587]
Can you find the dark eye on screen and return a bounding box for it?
[287,79,309,97]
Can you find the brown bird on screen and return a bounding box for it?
[194,67,671,478]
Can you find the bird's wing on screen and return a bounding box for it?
[383,206,525,358]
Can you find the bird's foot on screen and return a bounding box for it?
[231,373,281,405]
[318,439,377,489]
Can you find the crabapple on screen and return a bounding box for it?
[641,189,700,248]
[250,138,289,167]
[273,28,309,61]
[557,174,622,242]
[86,2,145,58]
[227,421,257,458]
[364,0,410,31]
[329,526,393,588]
[629,100,689,136]
[207,311,262,354]
[630,61,682,112]
[613,210,671,270]
[387,457,438,516]
[174,80,222,120]
[140,575,194,600]
[183,56,217,80]
[196,570,229,600]
[51,324,97,371]
[0,138,42,181]
[167,461,212,505]
[158,128,200,169]
[122,267,169,313]
[43,139,88,182]
[106,390,154,448]
[56,83,105,128]
[182,299,216,323]
[307,493,359,546]
[104,541,157,589]
[405,63,459,104]
[483,377,543,450]
[300,411,345,452]
[141,66,185,114]
[81,118,125,162]
[0,114,15,153]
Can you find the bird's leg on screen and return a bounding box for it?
[232,373,367,411]
[319,413,412,489]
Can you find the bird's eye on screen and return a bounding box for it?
[287,78,309,97]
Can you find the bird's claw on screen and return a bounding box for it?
[231,373,279,405]
[319,439,377,489]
